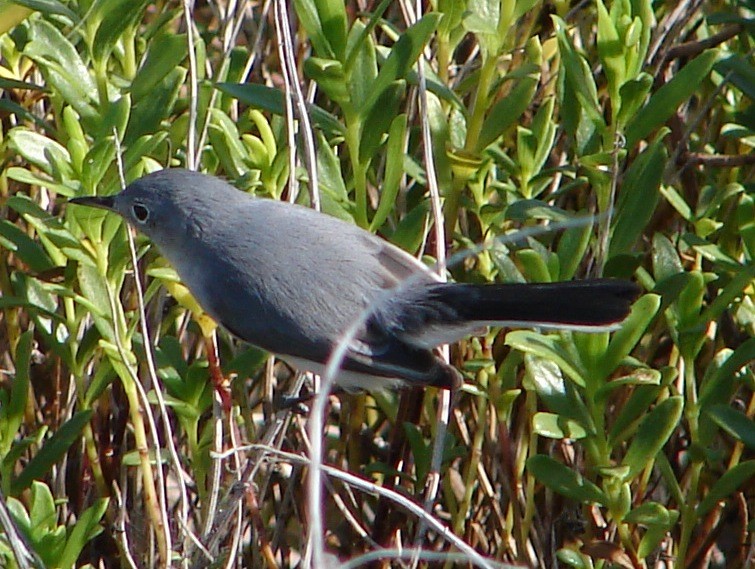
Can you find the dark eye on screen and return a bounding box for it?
[132,203,150,223]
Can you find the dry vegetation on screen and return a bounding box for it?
[0,0,754,567]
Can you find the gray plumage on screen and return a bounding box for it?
[70,169,640,391]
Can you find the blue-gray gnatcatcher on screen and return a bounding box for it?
[70,169,640,391]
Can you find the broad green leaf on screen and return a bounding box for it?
[7,129,72,179]
[371,113,407,231]
[617,72,652,128]
[609,132,667,257]
[607,385,662,445]
[476,75,538,150]
[216,83,345,134]
[527,455,607,504]
[314,0,347,60]
[706,405,755,451]
[651,233,683,283]
[207,108,248,177]
[556,548,591,568]
[696,460,755,516]
[507,331,588,387]
[316,132,348,201]
[700,338,755,410]
[388,200,430,255]
[533,412,588,439]
[125,67,185,144]
[346,21,378,110]
[596,294,659,379]
[24,20,98,122]
[625,49,720,147]
[304,57,350,103]
[552,16,603,127]
[0,220,56,273]
[1,332,32,456]
[522,355,593,429]
[294,0,335,59]
[596,0,624,109]
[129,33,188,102]
[621,396,682,479]
[90,0,151,63]
[362,14,441,115]
[360,80,405,164]
[58,498,109,568]
[12,410,94,495]
[515,249,552,283]
[624,501,676,527]
[557,223,592,280]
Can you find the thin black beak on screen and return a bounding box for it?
[69,195,116,210]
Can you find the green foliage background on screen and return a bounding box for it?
[0,0,754,567]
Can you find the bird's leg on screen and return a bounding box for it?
[203,335,233,412]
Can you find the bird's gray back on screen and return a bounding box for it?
[162,193,434,360]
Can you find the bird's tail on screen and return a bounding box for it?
[378,279,641,349]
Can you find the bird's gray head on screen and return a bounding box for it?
[69,169,239,249]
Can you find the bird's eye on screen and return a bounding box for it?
[132,203,150,223]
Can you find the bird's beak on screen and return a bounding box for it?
[69,195,116,211]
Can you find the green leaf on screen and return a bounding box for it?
[609,132,667,257]
[527,455,607,504]
[207,108,248,177]
[0,220,56,273]
[304,57,350,103]
[621,396,682,480]
[129,33,188,102]
[125,67,185,144]
[7,128,72,179]
[624,501,676,527]
[595,294,659,379]
[28,481,57,534]
[314,0,347,60]
[552,16,603,128]
[346,21,378,110]
[387,200,429,255]
[11,0,78,20]
[625,49,720,147]
[360,80,406,164]
[90,0,151,63]
[596,0,624,107]
[696,460,755,517]
[293,0,335,59]
[607,384,662,445]
[715,54,755,101]
[216,83,345,134]
[706,405,755,451]
[617,72,652,128]
[371,113,407,231]
[476,75,538,150]
[0,332,33,456]
[362,14,441,115]
[12,410,94,495]
[700,338,755,410]
[58,498,109,568]
[24,20,98,123]
[522,355,593,429]
[506,331,588,387]
[515,249,552,282]
[316,132,348,202]
[557,223,592,280]
[533,412,588,439]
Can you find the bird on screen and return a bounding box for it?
[70,169,640,392]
